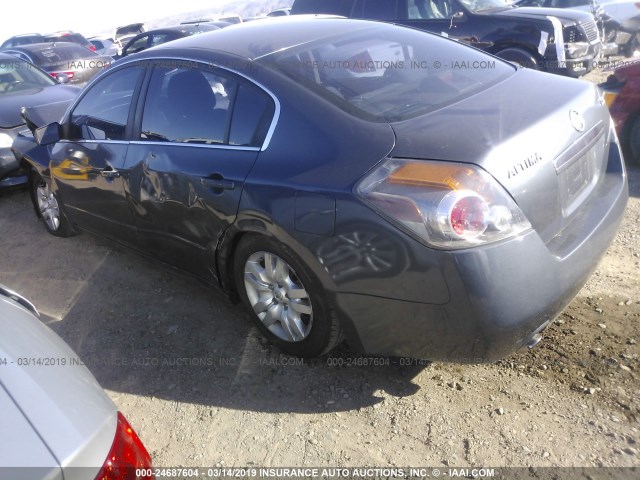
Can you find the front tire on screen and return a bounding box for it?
[30,171,76,237]
[495,48,539,70]
[234,235,342,358]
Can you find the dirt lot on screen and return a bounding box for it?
[0,62,639,476]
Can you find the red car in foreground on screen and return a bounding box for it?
[601,60,640,165]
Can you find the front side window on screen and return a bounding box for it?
[355,0,398,19]
[124,36,149,56]
[69,66,142,140]
[408,0,454,19]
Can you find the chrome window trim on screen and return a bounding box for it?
[129,141,260,151]
[59,139,129,145]
[58,140,260,152]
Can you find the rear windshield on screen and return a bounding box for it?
[260,25,514,122]
[45,34,87,45]
[32,44,97,63]
[116,24,144,39]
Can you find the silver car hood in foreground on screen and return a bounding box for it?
[0,290,116,480]
[390,67,612,246]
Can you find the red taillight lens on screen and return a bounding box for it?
[95,412,155,480]
[447,193,489,237]
[50,71,75,79]
[89,44,97,52]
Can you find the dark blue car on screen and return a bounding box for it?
[12,17,628,362]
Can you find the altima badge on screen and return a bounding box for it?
[569,109,585,132]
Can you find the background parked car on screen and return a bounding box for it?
[119,24,220,58]
[0,284,154,479]
[601,60,640,164]
[0,53,78,189]
[13,17,627,362]
[114,23,146,55]
[1,43,112,85]
[44,31,97,52]
[0,33,44,49]
[516,0,640,56]
[89,37,120,57]
[291,0,602,77]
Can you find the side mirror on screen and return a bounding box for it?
[56,73,70,84]
[35,122,62,146]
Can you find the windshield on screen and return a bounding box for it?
[260,25,513,122]
[0,56,57,94]
[459,0,513,12]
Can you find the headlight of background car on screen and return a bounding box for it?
[0,132,14,149]
[356,159,532,250]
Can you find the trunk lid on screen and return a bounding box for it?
[389,68,611,247]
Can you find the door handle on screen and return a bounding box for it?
[200,176,235,190]
[99,167,120,178]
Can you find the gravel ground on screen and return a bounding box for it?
[0,60,638,476]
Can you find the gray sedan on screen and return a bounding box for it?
[14,17,628,362]
[0,285,154,480]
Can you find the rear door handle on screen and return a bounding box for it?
[100,168,120,178]
[200,177,235,190]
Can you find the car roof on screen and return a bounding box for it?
[150,16,373,61]
[5,42,88,53]
[143,24,219,34]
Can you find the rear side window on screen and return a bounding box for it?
[69,66,142,140]
[229,84,275,147]
[140,65,237,144]
[140,63,274,148]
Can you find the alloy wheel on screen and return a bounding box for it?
[243,251,313,342]
[36,181,61,232]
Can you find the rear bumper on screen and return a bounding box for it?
[338,138,628,362]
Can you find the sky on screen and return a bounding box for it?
[2,0,243,41]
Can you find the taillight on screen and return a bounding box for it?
[95,412,155,480]
[356,159,531,250]
[89,44,97,52]
[50,71,75,79]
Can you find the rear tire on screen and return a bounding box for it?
[234,235,342,358]
[30,171,76,237]
[495,48,539,70]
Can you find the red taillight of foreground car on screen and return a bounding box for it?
[95,412,155,480]
[89,44,97,52]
